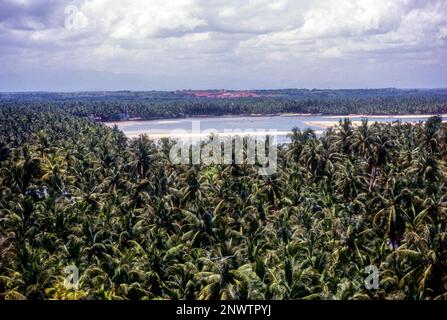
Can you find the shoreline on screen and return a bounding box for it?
[122,130,308,139]
[303,120,419,129]
[321,114,447,119]
[103,113,447,139]
[103,113,447,127]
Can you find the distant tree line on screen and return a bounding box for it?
[1,89,447,121]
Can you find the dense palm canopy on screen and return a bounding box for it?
[0,103,447,300]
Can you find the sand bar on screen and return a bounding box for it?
[321,114,447,119]
[123,130,303,139]
[306,119,446,129]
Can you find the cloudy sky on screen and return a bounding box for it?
[0,0,446,91]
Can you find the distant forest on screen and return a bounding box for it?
[1,88,447,121]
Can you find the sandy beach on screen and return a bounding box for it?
[306,116,447,129]
[304,121,376,129]
[104,114,447,128]
[321,114,447,119]
[104,113,445,139]
[279,113,314,117]
[122,130,314,139]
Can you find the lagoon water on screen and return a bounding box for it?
[106,114,441,144]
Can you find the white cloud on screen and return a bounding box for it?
[439,27,447,40]
[0,0,446,90]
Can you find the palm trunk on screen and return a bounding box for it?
[368,166,377,193]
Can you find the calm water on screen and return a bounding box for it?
[107,114,439,144]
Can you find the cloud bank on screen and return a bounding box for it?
[0,0,446,91]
